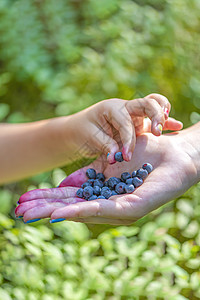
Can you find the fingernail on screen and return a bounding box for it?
[50,218,66,223]
[127,152,132,161]
[16,216,23,219]
[164,108,169,117]
[157,124,163,134]
[107,153,116,164]
[24,218,41,224]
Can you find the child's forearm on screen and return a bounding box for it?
[0,117,77,184]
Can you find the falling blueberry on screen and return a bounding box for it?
[114,152,124,162]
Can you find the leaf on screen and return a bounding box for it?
[182,220,199,238]
[139,222,158,241]
[0,289,12,300]
[0,103,10,120]
[176,199,194,217]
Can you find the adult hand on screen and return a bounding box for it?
[16,122,200,224]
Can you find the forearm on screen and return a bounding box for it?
[0,117,77,184]
[179,121,200,182]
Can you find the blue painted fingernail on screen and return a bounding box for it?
[16,216,23,219]
[107,153,110,158]
[50,218,66,223]
[24,218,41,224]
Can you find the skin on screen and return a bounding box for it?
[16,121,200,225]
[0,93,181,184]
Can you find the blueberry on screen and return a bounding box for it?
[83,186,94,200]
[136,168,148,180]
[121,172,131,182]
[88,195,98,201]
[101,187,112,199]
[111,190,118,196]
[96,173,105,182]
[86,168,96,179]
[76,188,84,198]
[132,177,143,188]
[115,182,126,194]
[97,196,106,199]
[124,184,135,194]
[107,177,121,189]
[93,179,104,188]
[81,181,91,189]
[126,178,133,185]
[93,185,101,196]
[87,179,94,186]
[142,163,153,174]
[132,171,137,178]
[114,152,124,162]
[104,181,109,187]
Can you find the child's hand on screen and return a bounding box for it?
[69,93,182,163]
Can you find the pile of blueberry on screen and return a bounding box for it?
[76,152,153,201]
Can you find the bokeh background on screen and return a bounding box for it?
[0,0,200,299]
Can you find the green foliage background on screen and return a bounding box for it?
[0,0,200,299]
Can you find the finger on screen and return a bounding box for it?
[146,93,171,119]
[143,117,183,133]
[15,197,85,217]
[163,118,183,131]
[105,104,136,161]
[19,186,78,203]
[66,217,133,225]
[50,195,142,221]
[90,123,119,164]
[59,168,90,187]
[126,97,165,136]
[50,198,122,220]
[23,203,67,222]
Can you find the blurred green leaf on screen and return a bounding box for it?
[0,103,10,120]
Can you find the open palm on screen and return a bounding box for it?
[16,127,197,225]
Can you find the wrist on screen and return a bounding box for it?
[44,116,78,165]
[178,122,200,182]
[49,114,90,164]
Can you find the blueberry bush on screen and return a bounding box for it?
[0,0,200,299]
